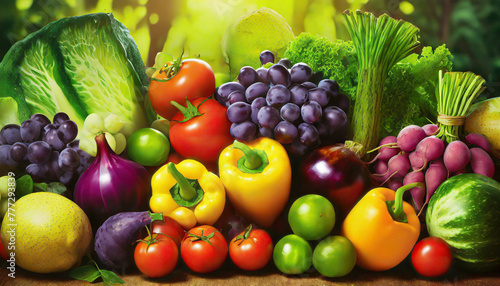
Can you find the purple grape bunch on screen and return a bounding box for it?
[0,113,94,186]
[217,50,350,156]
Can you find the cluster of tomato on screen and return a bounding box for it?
[134,217,273,278]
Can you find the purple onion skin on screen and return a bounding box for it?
[94,211,154,270]
[74,134,150,226]
[300,145,371,218]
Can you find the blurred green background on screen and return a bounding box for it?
[1,0,499,97]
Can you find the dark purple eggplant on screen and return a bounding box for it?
[300,144,371,218]
[94,211,163,270]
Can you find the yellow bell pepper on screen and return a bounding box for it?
[341,183,422,271]
[219,138,291,228]
[150,159,225,229]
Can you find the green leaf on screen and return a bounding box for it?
[68,265,101,283]
[33,182,48,192]
[46,182,67,195]
[100,270,125,285]
[16,175,33,199]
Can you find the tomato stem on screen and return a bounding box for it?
[170,98,203,123]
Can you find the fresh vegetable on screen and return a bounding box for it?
[397,125,427,153]
[134,232,179,278]
[0,192,92,273]
[341,11,421,153]
[169,97,232,164]
[465,133,492,153]
[288,195,335,241]
[79,113,128,156]
[284,33,453,139]
[312,236,357,278]
[1,113,94,187]
[229,225,273,271]
[465,97,500,157]
[0,13,152,134]
[411,237,453,278]
[426,174,500,272]
[127,128,170,166]
[341,183,422,271]
[218,138,291,227]
[443,140,470,173]
[150,160,225,230]
[150,216,186,248]
[436,71,485,143]
[220,50,349,156]
[74,133,151,225]
[94,211,163,271]
[469,147,495,178]
[148,54,215,120]
[221,7,294,78]
[300,145,371,218]
[273,234,312,275]
[181,225,228,273]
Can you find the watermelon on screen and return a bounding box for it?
[426,173,500,272]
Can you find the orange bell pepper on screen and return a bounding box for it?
[341,183,422,271]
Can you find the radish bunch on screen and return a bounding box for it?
[371,124,495,210]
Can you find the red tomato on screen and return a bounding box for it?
[149,59,215,120]
[0,238,8,260]
[229,226,273,271]
[134,234,178,278]
[181,225,228,273]
[412,237,453,277]
[169,97,233,164]
[151,216,186,248]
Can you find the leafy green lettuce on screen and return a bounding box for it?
[284,33,454,138]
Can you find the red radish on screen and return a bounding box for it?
[409,151,424,171]
[443,141,471,173]
[422,124,439,136]
[369,136,400,163]
[403,171,425,210]
[425,159,448,203]
[387,178,403,191]
[387,154,410,179]
[410,136,445,171]
[401,151,410,158]
[465,133,492,153]
[397,125,426,152]
[470,147,495,178]
[371,160,390,183]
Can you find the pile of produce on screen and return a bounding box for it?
[0,7,499,286]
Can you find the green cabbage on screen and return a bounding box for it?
[284,33,454,138]
[0,13,152,134]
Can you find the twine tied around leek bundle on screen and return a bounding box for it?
[437,114,466,126]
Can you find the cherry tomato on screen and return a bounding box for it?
[412,237,453,277]
[134,234,179,278]
[181,225,228,273]
[151,216,186,248]
[149,59,215,120]
[229,225,273,271]
[169,97,233,164]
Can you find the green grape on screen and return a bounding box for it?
[79,137,97,157]
[114,132,127,155]
[151,119,170,138]
[0,198,8,218]
[104,132,117,153]
[120,122,135,138]
[83,113,104,134]
[104,114,124,134]
[0,176,10,199]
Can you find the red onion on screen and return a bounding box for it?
[74,133,150,226]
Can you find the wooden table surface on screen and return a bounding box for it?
[1,258,499,286]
